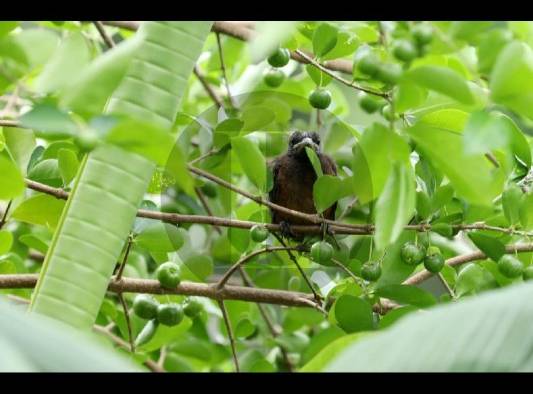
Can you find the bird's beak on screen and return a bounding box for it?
[293,137,319,152]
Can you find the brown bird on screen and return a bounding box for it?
[269,131,337,240]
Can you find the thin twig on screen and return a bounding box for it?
[294,49,389,98]
[217,300,240,372]
[215,32,237,109]
[0,119,20,128]
[117,293,135,352]
[93,21,115,48]
[194,187,222,234]
[0,200,13,230]
[437,273,456,299]
[157,346,167,369]
[115,234,133,281]
[193,66,224,109]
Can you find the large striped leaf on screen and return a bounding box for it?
[30,22,213,329]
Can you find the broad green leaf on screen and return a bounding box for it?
[240,105,276,132]
[306,64,332,87]
[502,184,524,226]
[0,22,17,38]
[407,121,505,207]
[463,111,509,156]
[334,295,374,333]
[491,41,533,120]
[405,66,475,105]
[18,233,49,255]
[520,192,533,229]
[27,159,62,188]
[11,194,65,230]
[181,255,213,282]
[249,21,298,62]
[313,175,352,213]
[36,31,91,94]
[20,105,78,140]
[305,147,323,177]
[322,30,359,61]
[396,81,428,113]
[313,23,338,58]
[0,155,24,200]
[375,284,437,308]
[166,143,195,197]
[467,232,506,262]
[477,29,513,75]
[235,317,256,339]
[2,127,35,174]
[215,118,244,135]
[375,232,417,287]
[12,28,60,67]
[374,163,416,251]
[378,305,418,329]
[136,223,184,253]
[327,282,533,371]
[455,263,494,297]
[231,136,267,192]
[0,230,13,255]
[57,149,79,186]
[137,318,192,352]
[301,326,345,364]
[300,333,369,372]
[352,123,410,204]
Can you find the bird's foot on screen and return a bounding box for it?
[279,220,296,239]
[320,221,340,249]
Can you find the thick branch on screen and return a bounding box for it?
[0,274,317,307]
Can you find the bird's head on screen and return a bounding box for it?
[288,131,321,157]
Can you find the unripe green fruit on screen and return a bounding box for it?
[156,262,182,289]
[310,241,334,264]
[412,24,434,46]
[381,104,396,121]
[523,265,533,281]
[375,63,403,85]
[157,303,184,326]
[135,319,158,347]
[183,297,203,318]
[133,294,159,320]
[250,225,269,243]
[361,261,382,281]
[75,130,100,152]
[200,182,217,198]
[424,247,445,273]
[263,68,285,87]
[309,89,332,110]
[392,40,418,62]
[357,54,380,77]
[267,48,291,68]
[359,94,383,114]
[401,242,426,266]
[498,255,524,279]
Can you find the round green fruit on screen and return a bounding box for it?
[381,104,396,121]
[263,68,285,87]
[412,24,434,46]
[156,262,182,289]
[75,130,100,152]
[133,294,159,320]
[183,297,203,318]
[359,94,383,114]
[310,241,334,264]
[250,225,269,243]
[157,303,184,326]
[392,40,418,62]
[267,48,291,68]
[522,265,533,281]
[375,63,403,85]
[361,261,382,281]
[401,242,426,266]
[200,182,217,198]
[309,89,332,110]
[424,248,445,273]
[498,255,524,279]
[357,54,380,77]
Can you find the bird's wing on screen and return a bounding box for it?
[319,153,338,219]
[268,157,282,221]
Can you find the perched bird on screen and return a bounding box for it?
[269,131,337,240]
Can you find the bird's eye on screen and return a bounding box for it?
[289,132,302,145]
[312,134,320,144]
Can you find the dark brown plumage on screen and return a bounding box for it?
[269,131,337,240]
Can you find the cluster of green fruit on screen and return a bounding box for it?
[263,47,332,111]
[400,242,445,273]
[496,255,533,280]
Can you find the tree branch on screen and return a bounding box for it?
[193,66,224,109]
[93,21,115,48]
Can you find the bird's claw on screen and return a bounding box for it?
[279,221,295,239]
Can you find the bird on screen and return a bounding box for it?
[268,131,337,241]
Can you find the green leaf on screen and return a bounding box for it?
[12,28,60,67]
[235,317,256,339]
[491,41,533,120]
[405,66,475,105]
[374,164,416,251]
[322,31,359,61]
[136,223,184,253]
[0,230,13,255]
[138,318,192,352]
[11,194,65,230]
[36,31,91,94]
[18,233,49,254]
[327,281,533,371]
[57,149,79,186]
[396,81,428,113]
[375,284,437,308]
[0,155,24,200]
[20,105,78,140]
[215,118,244,135]
[27,159,62,188]
[313,175,352,214]
[477,29,513,75]
[352,123,411,204]
[300,333,369,372]
[334,295,374,333]
[306,64,332,87]
[181,255,213,282]
[520,192,533,229]
[301,326,345,364]
[502,184,524,226]
[455,263,493,297]
[249,21,298,63]
[0,22,18,39]
[2,127,35,174]
[313,23,338,58]
[305,147,323,177]
[165,143,195,197]
[378,305,418,329]
[467,232,506,262]
[407,119,504,207]
[240,106,276,133]
[231,136,267,192]
[463,111,509,156]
